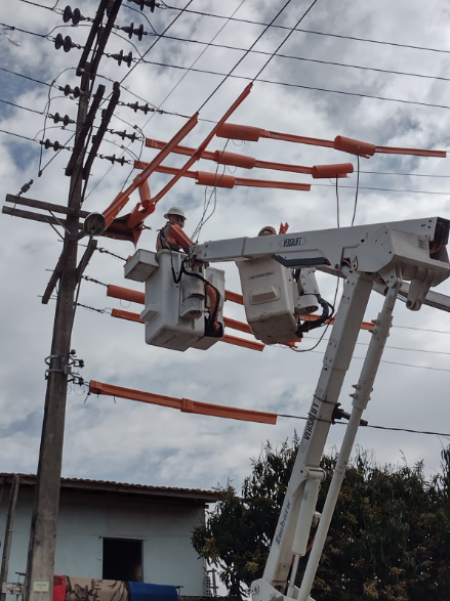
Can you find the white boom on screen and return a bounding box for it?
[187,216,450,601]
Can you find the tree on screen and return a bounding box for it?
[192,438,450,600]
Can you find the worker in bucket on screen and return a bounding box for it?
[258,226,276,236]
[156,206,186,252]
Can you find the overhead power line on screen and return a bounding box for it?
[278,413,450,438]
[312,182,450,195]
[158,34,450,85]
[8,20,450,112]
[160,3,450,56]
[127,56,450,112]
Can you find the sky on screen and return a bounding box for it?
[1,0,450,496]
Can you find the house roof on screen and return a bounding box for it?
[0,473,220,504]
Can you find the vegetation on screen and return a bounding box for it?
[192,437,450,600]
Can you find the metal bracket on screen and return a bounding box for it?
[44,350,85,383]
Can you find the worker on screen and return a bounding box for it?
[258,226,276,236]
[156,206,186,252]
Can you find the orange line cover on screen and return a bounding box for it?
[89,380,277,424]
[216,123,446,158]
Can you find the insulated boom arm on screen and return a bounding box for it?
[188,216,450,601]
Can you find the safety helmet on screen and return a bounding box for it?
[258,226,276,236]
[164,206,186,220]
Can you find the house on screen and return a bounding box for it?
[0,473,220,596]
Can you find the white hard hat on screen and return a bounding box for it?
[164,206,186,220]
[258,226,276,236]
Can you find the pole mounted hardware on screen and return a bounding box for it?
[127,0,157,12]
[120,100,153,114]
[62,84,81,98]
[102,154,128,166]
[54,33,79,52]
[63,6,85,25]
[110,49,133,67]
[83,81,121,180]
[40,139,71,151]
[51,113,76,126]
[120,22,145,40]
[65,84,105,176]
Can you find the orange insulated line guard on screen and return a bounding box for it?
[89,380,277,424]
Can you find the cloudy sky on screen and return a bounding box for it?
[1,0,450,495]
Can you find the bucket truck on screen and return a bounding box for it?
[124,215,450,601]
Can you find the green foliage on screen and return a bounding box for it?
[192,439,450,600]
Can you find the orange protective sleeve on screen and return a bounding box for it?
[89,380,277,424]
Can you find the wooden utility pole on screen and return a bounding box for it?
[22,2,122,600]
[0,475,20,601]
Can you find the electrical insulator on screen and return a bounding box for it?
[103,154,127,166]
[52,112,76,126]
[122,101,152,114]
[110,129,139,142]
[54,33,76,52]
[121,22,145,41]
[41,139,67,151]
[63,5,83,25]
[110,49,133,67]
[127,0,156,12]
[106,0,115,16]
[62,84,81,98]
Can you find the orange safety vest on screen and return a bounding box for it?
[156,222,182,252]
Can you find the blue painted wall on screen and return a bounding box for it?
[0,488,207,596]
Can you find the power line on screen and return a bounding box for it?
[312,182,450,195]
[128,55,450,112]
[160,4,450,56]
[303,335,450,357]
[0,97,46,115]
[278,413,450,438]
[9,19,450,113]
[360,170,450,178]
[157,33,450,86]
[198,0,295,111]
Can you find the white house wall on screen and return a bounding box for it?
[0,488,207,596]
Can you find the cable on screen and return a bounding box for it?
[118,0,196,88]
[154,33,450,85]
[312,183,450,195]
[198,0,295,111]
[191,140,231,240]
[160,5,450,57]
[0,129,42,144]
[303,335,450,358]
[0,97,45,115]
[350,156,360,227]
[360,170,450,178]
[130,56,450,112]
[335,177,340,228]
[277,413,450,438]
[139,0,249,133]
[253,0,319,81]
[13,0,60,11]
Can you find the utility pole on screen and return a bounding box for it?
[22,2,122,600]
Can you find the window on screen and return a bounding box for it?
[102,538,143,582]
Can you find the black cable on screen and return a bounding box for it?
[0,97,45,115]
[313,183,450,195]
[351,155,360,227]
[335,176,340,227]
[153,33,450,85]
[160,4,450,57]
[253,0,319,81]
[277,413,450,438]
[198,0,294,111]
[129,56,450,112]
